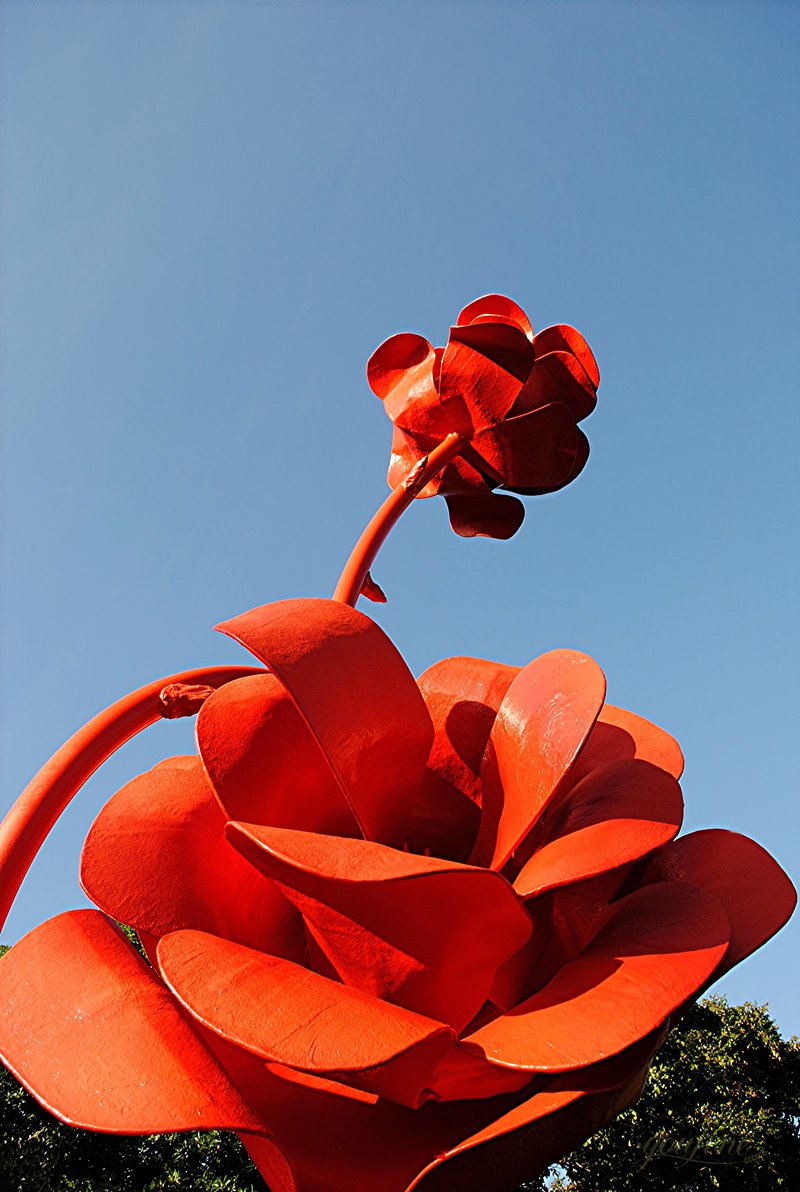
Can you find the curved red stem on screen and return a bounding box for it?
[332,433,465,607]
[0,665,263,933]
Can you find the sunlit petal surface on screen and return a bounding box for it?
[226,822,532,1031]
[216,598,433,845]
[0,911,261,1133]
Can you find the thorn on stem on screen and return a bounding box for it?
[360,571,388,604]
[402,455,429,497]
[159,683,217,719]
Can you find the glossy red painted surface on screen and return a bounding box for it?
[0,296,795,1191]
[512,759,684,898]
[80,757,302,955]
[157,929,457,1109]
[471,648,606,869]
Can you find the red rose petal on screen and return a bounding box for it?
[524,869,636,992]
[439,323,533,432]
[368,332,469,439]
[446,320,535,386]
[516,350,597,421]
[436,450,492,496]
[509,427,590,496]
[471,650,606,869]
[533,324,600,390]
[445,491,525,539]
[211,1042,505,1192]
[157,929,457,1110]
[568,703,684,787]
[196,673,357,837]
[216,599,434,847]
[466,881,730,1072]
[367,332,435,402]
[425,1042,533,1102]
[0,911,261,1133]
[417,655,520,807]
[387,425,441,495]
[225,823,532,1032]
[512,759,684,899]
[470,402,579,490]
[409,648,518,862]
[411,1031,667,1190]
[80,758,301,955]
[457,294,534,340]
[641,829,796,973]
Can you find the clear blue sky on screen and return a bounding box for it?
[1,3,798,1032]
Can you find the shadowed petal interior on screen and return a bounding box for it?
[466,881,730,1072]
[513,759,684,899]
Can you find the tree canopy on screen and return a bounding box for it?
[528,996,800,1191]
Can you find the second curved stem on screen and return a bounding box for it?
[333,432,464,607]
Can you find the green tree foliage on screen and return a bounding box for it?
[2,938,798,1192]
[525,996,800,1191]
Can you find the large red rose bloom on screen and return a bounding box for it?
[0,597,794,1192]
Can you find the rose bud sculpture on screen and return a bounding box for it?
[0,294,794,1192]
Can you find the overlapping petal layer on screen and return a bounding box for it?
[641,829,797,974]
[0,911,261,1133]
[157,929,457,1109]
[532,325,600,389]
[207,1027,653,1192]
[468,403,578,490]
[467,881,730,1072]
[367,334,464,440]
[456,294,534,339]
[216,598,433,845]
[418,655,520,805]
[196,673,358,836]
[513,759,684,898]
[567,703,684,786]
[409,656,520,859]
[368,295,599,538]
[409,1069,646,1192]
[225,823,532,1031]
[80,757,301,956]
[472,649,606,869]
[438,321,535,431]
[515,351,596,422]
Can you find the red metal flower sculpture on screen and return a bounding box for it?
[0,295,794,1192]
[368,293,598,538]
